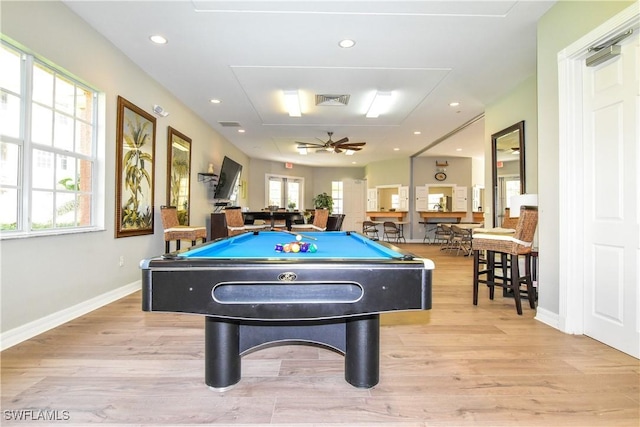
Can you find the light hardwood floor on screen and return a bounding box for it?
[1,244,638,426]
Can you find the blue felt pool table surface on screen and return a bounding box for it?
[182,230,405,260]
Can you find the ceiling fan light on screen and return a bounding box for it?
[339,39,356,48]
[366,91,393,118]
[283,90,301,117]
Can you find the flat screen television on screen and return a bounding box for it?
[213,156,243,201]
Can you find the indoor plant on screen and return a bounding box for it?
[312,192,333,214]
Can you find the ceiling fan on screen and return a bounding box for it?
[296,132,366,154]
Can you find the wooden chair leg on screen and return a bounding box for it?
[487,251,495,300]
[524,253,536,309]
[165,241,170,253]
[510,254,523,315]
[473,249,480,305]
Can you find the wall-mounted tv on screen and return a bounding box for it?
[213,156,243,201]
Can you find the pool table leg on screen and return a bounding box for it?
[345,314,380,388]
[205,317,240,391]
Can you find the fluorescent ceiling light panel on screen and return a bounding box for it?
[283,90,301,117]
[366,91,393,118]
[344,149,355,155]
[297,146,308,155]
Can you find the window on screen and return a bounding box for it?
[0,40,100,236]
[266,174,304,210]
[331,181,343,214]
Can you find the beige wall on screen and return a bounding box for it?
[536,0,633,316]
[484,74,538,228]
[0,1,244,335]
[247,159,364,211]
[365,157,411,187]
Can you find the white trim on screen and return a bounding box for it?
[0,281,140,351]
[557,3,639,334]
[535,307,560,330]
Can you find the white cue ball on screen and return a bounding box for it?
[296,234,302,241]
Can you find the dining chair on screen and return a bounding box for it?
[224,208,269,236]
[362,220,379,240]
[382,221,401,243]
[160,206,207,253]
[451,224,473,256]
[433,224,451,245]
[326,214,346,231]
[291,208,329,232]
[472,206,538,315]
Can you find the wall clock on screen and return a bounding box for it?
[435,172,447,181]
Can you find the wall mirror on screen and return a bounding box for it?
[491,121,525,227]
[166,127,192,225]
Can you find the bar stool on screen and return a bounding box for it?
[472,206,538,315]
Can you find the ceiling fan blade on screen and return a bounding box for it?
[336,142,366,148]
[332,137,349,145]
[343,147,363,151]
[334,147,343,153]
[296,141,326,148]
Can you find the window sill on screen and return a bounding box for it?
[0,226,107,241]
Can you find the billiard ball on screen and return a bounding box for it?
[299,242,309,252]
[283,243,291,253]
[291,243,300,253]
[274,243,284,252]
[295,234,302,241]
[308,243,318,253]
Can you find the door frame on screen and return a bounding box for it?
[557,4,639,335]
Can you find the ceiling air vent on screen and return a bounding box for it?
[218,121,241,127]
[315,94,350,106]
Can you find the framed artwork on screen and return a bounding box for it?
[166,127,192,225]
[115,96,156,238]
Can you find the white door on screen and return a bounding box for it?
[343,179,366,232]
[398,186,409,211]
[366,188,378,212]
[415,186,428,211]
[582,29,639,357]
[453,186,468,212]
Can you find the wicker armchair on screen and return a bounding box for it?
[160,206,207,253]
[472,206,538,315]
[291,209,329,232]
[224,208,269,236]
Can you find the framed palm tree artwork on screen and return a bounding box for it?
[115,96,156,238]
[166,127,192,225]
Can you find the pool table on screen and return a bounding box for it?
[141,230,434,390]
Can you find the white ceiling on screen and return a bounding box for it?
[64,0,555,167]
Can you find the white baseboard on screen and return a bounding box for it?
[535,307,560,330]
[0,281,140,351]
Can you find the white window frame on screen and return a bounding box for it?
[265,173,304,210]
[331,181,344,214]
[0,39,104,239]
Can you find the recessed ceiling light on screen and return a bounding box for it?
[413,131,421,135]
[149,35,167,44]
[366,91,393,118]
[393,148,400,151]
[449,101,460,107]
[456,148,463,152]
[238,129,245,133]
[283,90,301,117]
[210,98,221,104]
[339,39,356,48]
